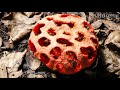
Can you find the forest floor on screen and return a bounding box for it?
[0,12,120,78]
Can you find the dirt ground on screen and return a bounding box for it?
[0,12,120,78]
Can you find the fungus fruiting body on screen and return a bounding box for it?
[28,14,98,75]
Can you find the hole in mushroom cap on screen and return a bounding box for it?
[50,47,62,59]
[54,20,74,28]
[40,53,50,64]
[38,37,51,47]
[83,21,90,29]
[90,37,98,45]
[69,60,77,68]
[56,38,73,46]
[28,40,36,52]
[83,21,94,33]
[66,51,77,60]
[60,14,70,17]
[33,23,45,35]
[80,46,94,59]
[54,20,62,26]
[75,32,84,42]
[60,14,79,18]
[47,28,56,36]
[67,22,74,28]
[63,32,70,35]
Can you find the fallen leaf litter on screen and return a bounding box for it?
[0,12,120,78]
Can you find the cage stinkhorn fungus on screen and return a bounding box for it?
[28,14,98,75]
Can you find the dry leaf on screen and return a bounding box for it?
[91,20,103,29]
[102,20,120,30]
[101,48,120,73]
[0,49,27,73]
[88,12,96,23]
[23,12,41,18]
[79,12,86,20]
[25,50,41,71]
[2,12,42,43]
[66,12,86,20]
[29,59,41,71]
[24,12,35,18]
[27,73,44,78]
[101,30,120,77]
[105,31,120,45]
[2,12,13,20]
[0,66,7,78]
[0,37,2,47]
[24,69,45,78]
[9,70,23,78]
[51,73,57,78]
[2,40,13,49]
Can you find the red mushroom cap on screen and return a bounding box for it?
[28,14,98,75]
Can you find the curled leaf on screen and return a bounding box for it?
[102,20,120,30]
[105,31,120,45]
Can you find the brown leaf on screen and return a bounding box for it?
[27,73,44,78]
[88,12,96,23]
[0,49,27,73]
[9,70,23,78]
[79,12,86,20]
[102,20,120,30]
[25,49,41,71]
[105,30,120,46]
[91,20,103,29]
[51,73,57,78]
[24,12,35,18]
[101,30,120,77]
[0,66,7,78]
[2,12,13,20]
[0,37,2,47]
[2,12,42,42]
[101,48,120,73]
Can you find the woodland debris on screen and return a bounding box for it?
[102,20,120,30]
[0,49,27,74]
[0,65,7,78]
[2,12,13,20]
[23,12,41,18]
[9,70,23,78]
[51,73,57,78]
[23,12,35,18]
[25,49,41,71]
[101,30,120,77]
[101,48,120,73]
[27,73,44,78]
[105,30,120,46]
[0,37,2,47]
[0,12,120,78]
[79,12,86,20]
[91,20,103,29]
[1,12,42,43]
[88,12,96,23]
